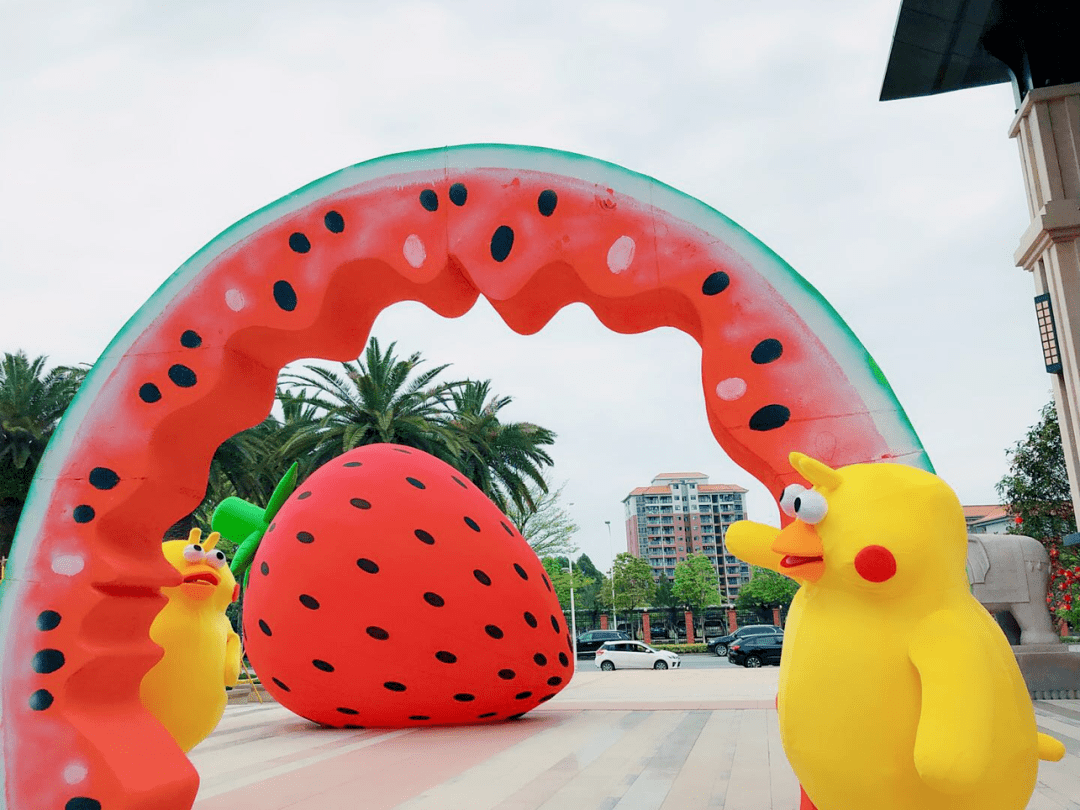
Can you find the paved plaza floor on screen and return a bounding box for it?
[189,662,1080,810]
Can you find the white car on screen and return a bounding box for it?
[594,640,681,670]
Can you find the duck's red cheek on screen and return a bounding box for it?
[854,545,896,582]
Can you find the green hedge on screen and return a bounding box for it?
[649,643,709,654]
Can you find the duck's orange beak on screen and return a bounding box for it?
[772,521,825,583]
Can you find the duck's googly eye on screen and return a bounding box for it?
[206,550,228,570]
[779,484,806,518]
[793,489,829,524]
[183,544,206,563]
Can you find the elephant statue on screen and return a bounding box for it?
[967,532,1060,646]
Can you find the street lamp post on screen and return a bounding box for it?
[563,559,578,666]
[605,520,616,632]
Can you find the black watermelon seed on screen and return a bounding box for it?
[383,681,406,692]
[507,712,525,720]
[260,561,270,576]
[337,707,359,715]
[415,528,435,544]
[547,676,562,686]
[498,669,516,680]
[464,516,480,532]
[272,677,291,692]
[485,624,504,639]
[452,476,468,489]
[180,330,202,348]
[258,620,272,636]
[289,232,311,253]
[515,691,532,700]
[513,564,528,580]
[435,650,457,664]
[479,712,497,718]
[474,569,491,586]
[702,271,731,295]
[523,612,537,628]
[406,477,426,489]
[29,689,53,710]
[37,610,62,631]
[343,461,363,467]
[453,693,475,702]
[538,189,558,216]
[538,694,555,703]
[65,800,101,810]
[533,653,547,666]
[559,652,569,667]
[367,626,390,640]
[73,505,94,524]
[751,338,783,364]
[449,183,468,206]
[297,531,315,544]
[139,383,162,403]
[312,659,335,672]
[410,715,430,720]
[550,615,561,633]
[490,226,514,262]
[324,211,345,233]
[273,280,298,311]
[168,364,196,387]
[88,467,119,490]
[423,592,445,607]
[299,594,320,610]
[32,649,64,674]
[542,574,551,592]
[501,521,514,536]
[350,498,372,510]
[419,189,439,211]
[749,404,791,432]
[357,558,379,574]
[297,491,312,500]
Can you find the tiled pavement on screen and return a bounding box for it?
[189,663,1080,810]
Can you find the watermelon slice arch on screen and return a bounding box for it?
[0,143,932,810]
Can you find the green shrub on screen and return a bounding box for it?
[649,643,708,654]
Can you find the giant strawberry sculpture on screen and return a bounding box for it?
[212,443,572,728]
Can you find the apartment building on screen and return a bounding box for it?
[622,472,751,604]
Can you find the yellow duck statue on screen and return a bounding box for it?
[725,452,1065,810]
[140,528,243,752]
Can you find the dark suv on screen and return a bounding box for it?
[728,634,784,667]
[708,624,783,657]
[576,629,631,658]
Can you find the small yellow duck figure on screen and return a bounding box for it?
[725,452,1065,810]
[140,528,242,752]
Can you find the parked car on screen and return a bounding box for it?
[727,634,784,668]
[575,629,630,659]
[707,624,783,657]
[594,641,681,670]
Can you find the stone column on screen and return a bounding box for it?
[1010,82,1080,521]
[684,611,695,645]
[642,612,652,644]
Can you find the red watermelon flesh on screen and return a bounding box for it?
[243,444,571,727]
[0,144,929,810]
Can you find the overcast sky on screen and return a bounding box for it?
[1,1,1052,571]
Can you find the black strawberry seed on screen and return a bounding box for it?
[538,695,555,703]
[515,691,532,700]
[272,677,291,692]
[32,649,64,674]
[350,498,372,510]
[383,682,406,692]
[702,271,731,295]
[423,592,445,607]
[473,569,491,586]
[547,676,562,686]
[64,799,101,810]
[485,625,504,640]
[324,211,345,233]
[406,477,425,489]
[523,612,537,628]
[419,189,438,211]
[297,491,312,500]
[453,693,474,702]
[73,505,95,523]
[269,523,276,532]
[343,724,364,729]
[36,610,61,631]
[409,715,430,721]
[501,522,514,536]
[550,615,561,633]
[514,564,528,580]
[296,531,315,544]
[367,626,390,640]
[337,707,359,715]
[498,669,516,680]
[435,651,457,664]
[542,574,551,592]
[29,689,53,710]
[393,448,412,454]
[312,659,334,672]
[449,183,467,206]
[88,467,119,490]
[139,383,162,403]
[559,653,569,667]
[168,364,197,388]
[464,516,480,532]
[289,232,311,253]
[343,461,363,467]
[452,476,468,489]
[180,329,202,348]
[490,226,514,262]
[507,713,525,721]
[538,189,558,216]
[258,620,272,636]
[479,712,497,718]
[299,594,320,610]
[415,529,435,545]
[534,653,547,666]
[749,404,791,431]
[751,338,783,364]
[260,561,270,575]
[357,558,379,574]
[273,280,298,311]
